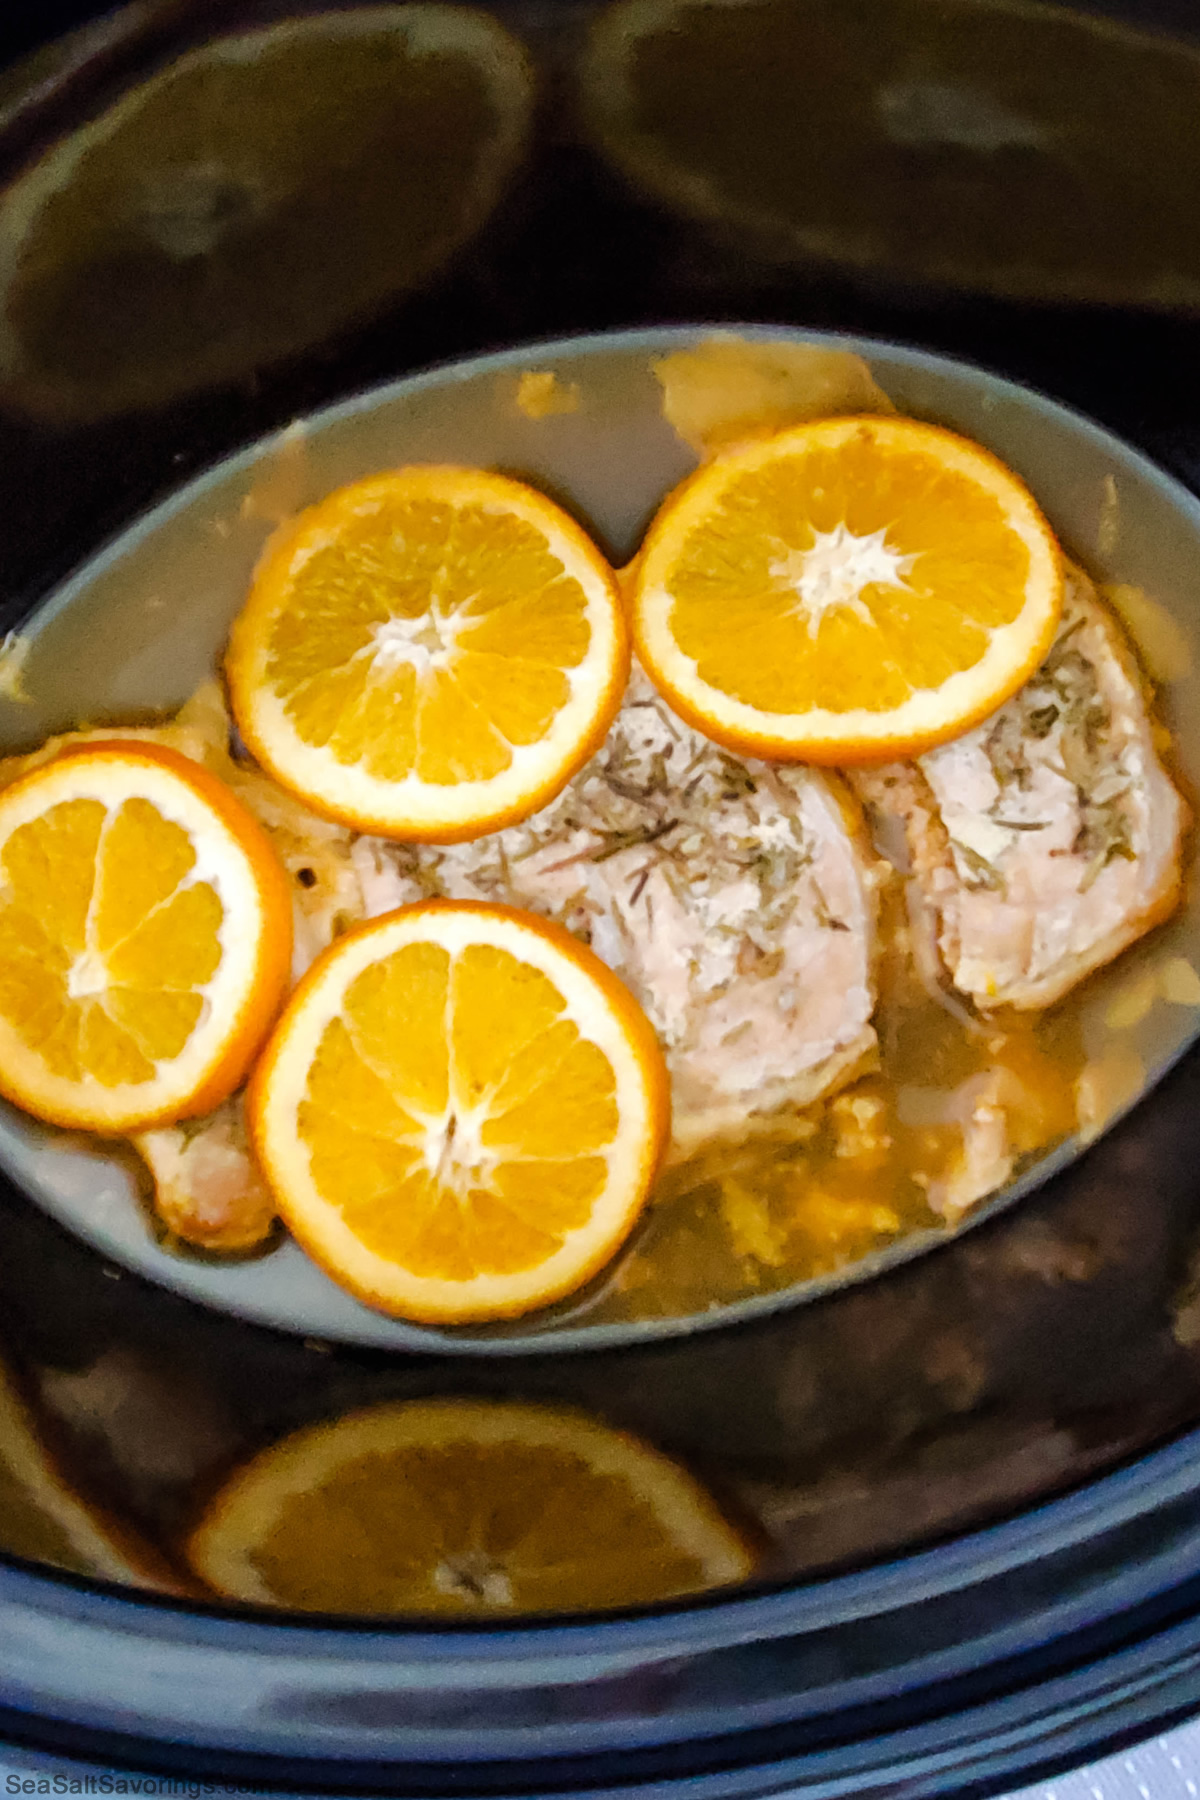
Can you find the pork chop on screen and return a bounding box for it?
[853,566,1186,1013]
[353,669,883,1156]
[132,1095,276,1255]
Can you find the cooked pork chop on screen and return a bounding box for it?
[353,670,882,1155]
[854,567,1186,1012]
[132,1096,275,1255]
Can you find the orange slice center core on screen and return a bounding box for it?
[770,522,916,637]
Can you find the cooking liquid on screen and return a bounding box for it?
[582,875,1084,1324]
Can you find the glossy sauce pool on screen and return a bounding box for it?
[594,875,1088,1325]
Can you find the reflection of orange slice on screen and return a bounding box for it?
[581,0,1200,310]
[186,1396,756,1613]
[0,8,534,421]
[631,416,1063,763]
[227,467,628,842]
[0,1356,180,1590]
[0,743,292,1133]
[250,901,670,1322]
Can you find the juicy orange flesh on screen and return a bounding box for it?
[239,1436,712,1613]
[265,498,591,785]
[297,942,618,1278]
[0,796,222,1086]
[665,432,1030,714]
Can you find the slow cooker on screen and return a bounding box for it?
[4,0,1200,1791]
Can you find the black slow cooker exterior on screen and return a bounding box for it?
[6,0,1200,1790]
[7,1387,1200,1796]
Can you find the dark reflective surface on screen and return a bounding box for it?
[2,0,1200,1617]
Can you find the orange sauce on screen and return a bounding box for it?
[586,875,1084,1324]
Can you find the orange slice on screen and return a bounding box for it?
[631,414,1063,764]
[0,742,292,1133]
[249,900,670,1322]
[0,1355,187,1592]
[185,1396,756,1614]
[226,466,628,842]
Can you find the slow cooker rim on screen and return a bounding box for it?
[4,1474,1200,1796]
